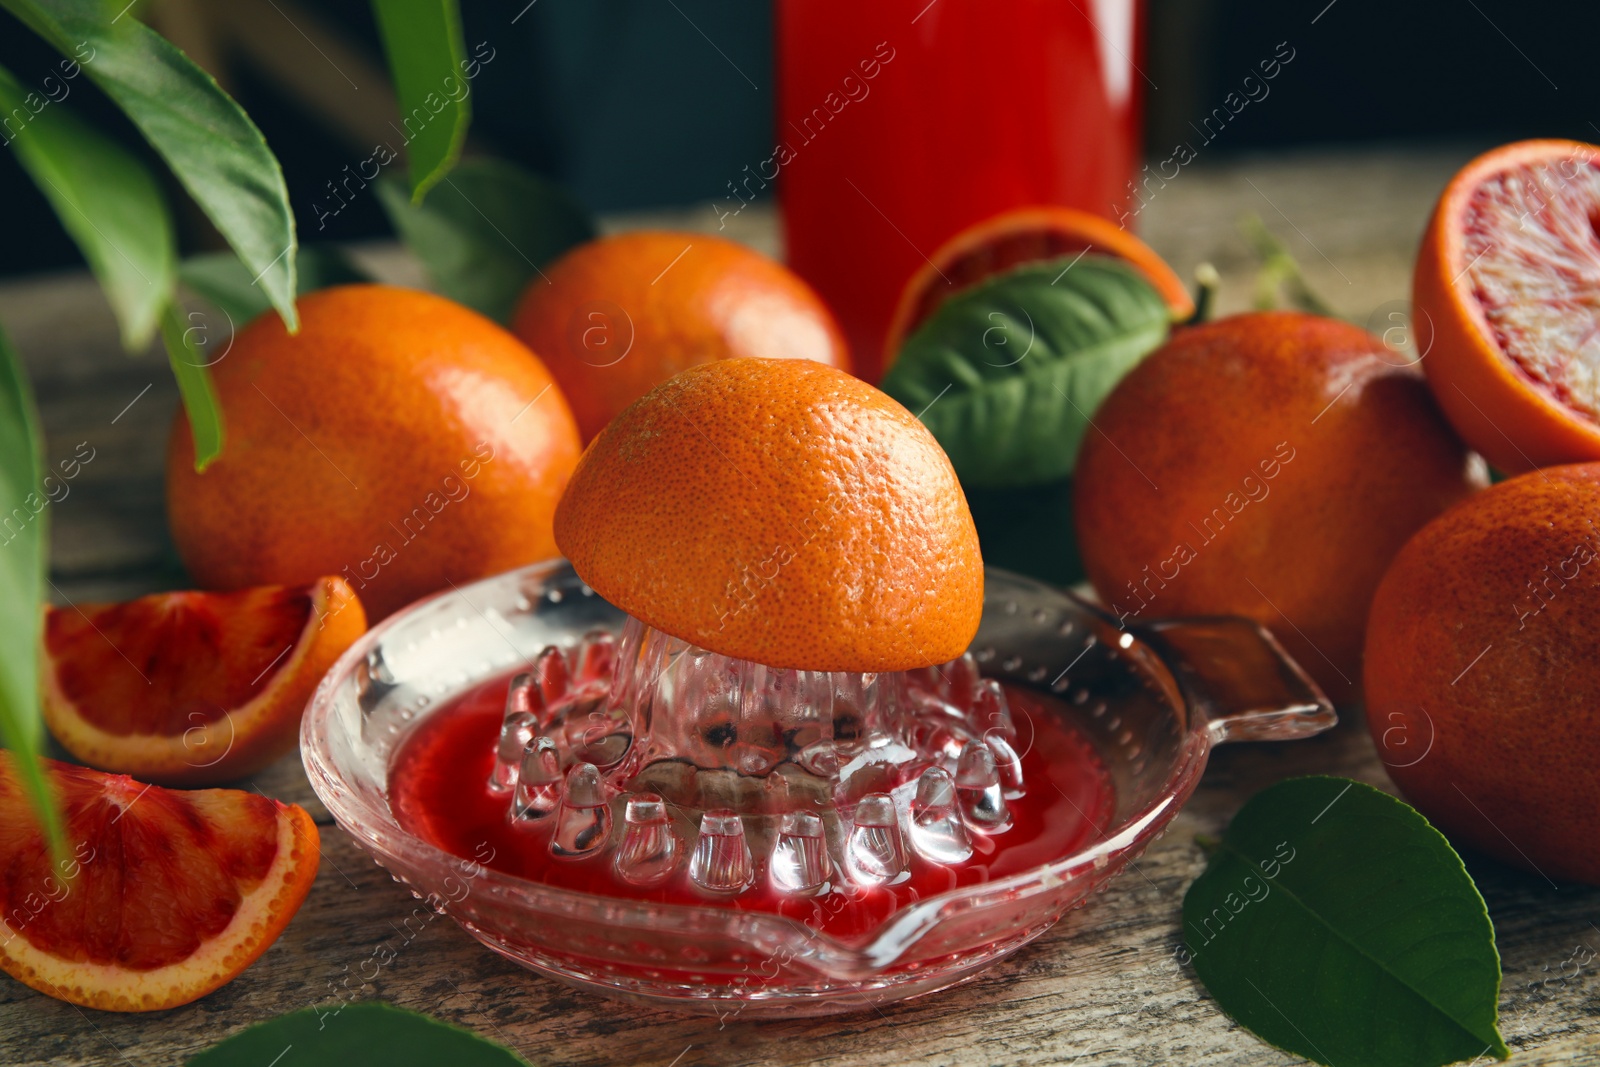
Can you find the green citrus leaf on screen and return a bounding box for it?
[0,324,65,858]
[161,301,224,471]
[0,58,174,351]
[377,157,596,323]
[880,255,1172,489]
[1183,776,1508,1067]
[187,1002,530,1067]
[2,0,299,331]
[371,0,471,204]
[179,246,370,327]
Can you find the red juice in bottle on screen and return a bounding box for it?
[775,0,1146,381]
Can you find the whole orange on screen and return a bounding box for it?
[1413,139,1600,474]
[1073,312,1483,704]
[511,231,850,441]
[554,358,983,672]
[1365,464,1600,885]
[167,285,582,620]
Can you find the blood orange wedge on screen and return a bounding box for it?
[0,756,318,1011]
[1414,139,1600,474]
[42,577,366,786]
[880,205,1194,377]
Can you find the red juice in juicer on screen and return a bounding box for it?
[304,560,1336,1014]
[775,0,1146,380]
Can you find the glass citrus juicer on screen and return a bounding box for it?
[302,360,1334,1016]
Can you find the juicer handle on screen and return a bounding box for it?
[1132,617,1337,743]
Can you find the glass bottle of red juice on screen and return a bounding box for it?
[774,0,1146,381]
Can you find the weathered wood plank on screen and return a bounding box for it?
[2,722,1594,1067]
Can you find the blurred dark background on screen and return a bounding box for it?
[0,0,1593,277]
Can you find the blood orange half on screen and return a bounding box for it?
[880,205,1194,378]
[0,756,318,1011]
[1414,138,1600,474]
[42,577,366,786]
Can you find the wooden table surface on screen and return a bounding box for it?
[4,146,1598,1067]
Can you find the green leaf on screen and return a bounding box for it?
[1240,213,1337,317]
[880,255,1172,489]
[371,0,470,203]
[1183,776,1508,1067]
[162,302,224,471]
[2,0,299,330]
[377,158,595,323]
[0,325,64,857]
[0,59,174,351]
[179,246,370,327]
[187,1002,530,1067]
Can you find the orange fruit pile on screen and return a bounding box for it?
[1364,464,1600,884]
[554,357,983,671]
[42,577,365,786]
[1413,138,1600,473]
[1345,139,1600,886]
[167,284,582,620]
[880,205,1194,378]
[513,231,850,440]
[0,756,318,1011]
[1073,312,1483,704]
